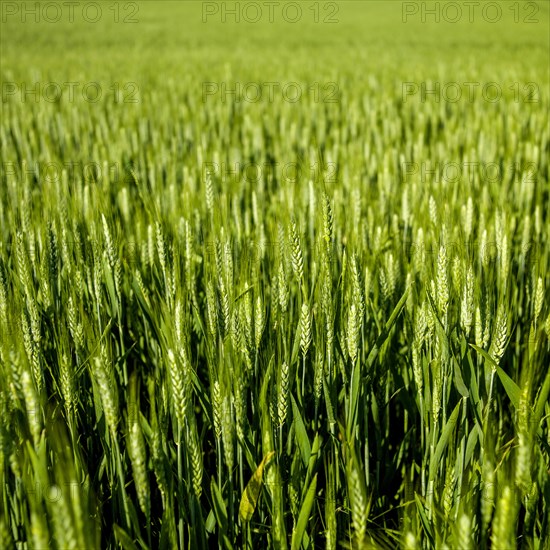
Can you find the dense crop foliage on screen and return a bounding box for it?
[1,2,549,548]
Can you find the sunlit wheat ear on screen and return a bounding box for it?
[128,414,150,518]
[475,306,484,348]
[254,294,264,350]
[28,294,40,348]
[93,356,118,434]
[205,282,218,340]
[300,301,312,358]
[174,297,184,345]
[59,353,76,422]
[350,255,365,320]
[149,413,168,503]
[489,303,508,366]
[166,242,177,305]
[39,245,51,310]
[187,418,203,498]
[101,214,116,268]
[67,296,84,351]
[288,470,300,519]
[460,265,474,336]
[389,251,399,298]
[21,368,41,446]
[221,392,234,471]
[212,380,222,441]
[167,349,187,427]
[57,226,69,278]
[311,350,323,405]
[347,451,367,546]
[379,266,390,303]
[134,267,150,305]
[21,310,42,395]
[218,277,230,338]
[222,238,233,284]
[515,384,533,493]
[92,247,103,306]
[443,468,455,517]
[322,192,333,256]
[233,382,248,441]
[230,307,243,353]
[74,265,85,302]
[15,232,33,298]
[290,220,304,283]
[277,361,289,427]
[346,304,359,364]
[451,255,463,295]
[436,244,449,324]
[155,222,167,279]
[27,300,42,389]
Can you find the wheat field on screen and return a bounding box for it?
[1,2,549,549]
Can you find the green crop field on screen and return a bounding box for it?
[1,1,549,548]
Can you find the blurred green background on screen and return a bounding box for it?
[2,1,549,89]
